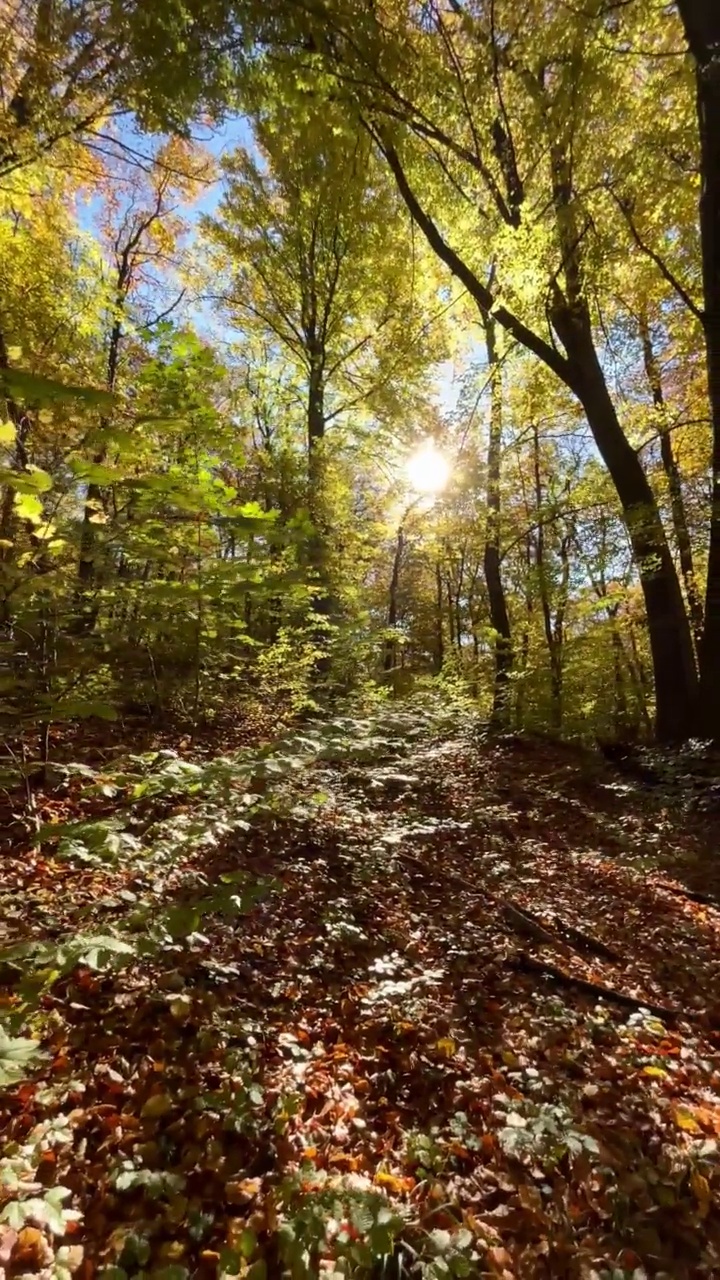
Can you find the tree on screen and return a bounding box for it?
[674,0,720,736]
[0,0,246,178]
[204,108,446,657]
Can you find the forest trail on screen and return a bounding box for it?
[2,718,720,1279]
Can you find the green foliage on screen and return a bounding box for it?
[0,1027,45,1087]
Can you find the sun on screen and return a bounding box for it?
[406,440,450,495]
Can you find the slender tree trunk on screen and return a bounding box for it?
[384,523,405,676]
[611,624,628,736]
[78,271,127,590]
[532,425,568,732]
[638,310,703,650]
[673,1,720,736]
[446,575,455,648]
[307,354,334,678]
[627,621,653,735]
[482,312,513,728]
[434,561,444,674]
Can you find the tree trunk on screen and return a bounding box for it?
[384,523,405,675]
[446,575,455,648]
[307,354,333,676]
[78,277,126,590]
[553,301,697,740]
[434,561,444,674]
[675,0,720,737]
[482,312,513,728]
[532,424,569,732]
[638,310,703,651]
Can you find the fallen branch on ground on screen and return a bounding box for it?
[509,953,686,1023]
[396,850,618,958]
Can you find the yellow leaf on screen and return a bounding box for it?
[374,1171,414,1194]
[436,1038,456,1058]
[0,422,16,446]
[673,1107,701,1133]
[642,1065,668,1079]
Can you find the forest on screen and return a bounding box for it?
[1,0,720,1277]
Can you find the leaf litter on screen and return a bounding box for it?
[1,705,720,1279]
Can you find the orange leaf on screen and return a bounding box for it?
[225,1178,261,1204]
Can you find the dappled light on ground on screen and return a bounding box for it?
[1,709,720,1278]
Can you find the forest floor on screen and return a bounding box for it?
[1,706,720,1280]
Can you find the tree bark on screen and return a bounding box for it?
[638,310,703,651]
[77,261,127,599]
[675,0,720,737]
[532,423,569,732]
[482,312,513,728]
[551,299,697,741]
[434,560,444,674]
[384,523,405,676]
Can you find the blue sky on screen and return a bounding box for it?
[76,111,467,418]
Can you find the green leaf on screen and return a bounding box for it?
[14,492,44,524]
[2,368,114,408]
[0,1200,29,1230]
[218,1246,243,1277]
[80,935,136,970]
[162,905,201,940]
[239,1229,257,1259]
[0,1026,43,1086]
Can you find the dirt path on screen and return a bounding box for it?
[2,726,720,1279]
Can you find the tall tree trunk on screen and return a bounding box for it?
[610,616,629,738]
[638,310,703,650]
[482,312,513,728]
[307,354,333,676]
[384,523,405,676]
[675,0,720,737]
[434,561,444,674]
[532,424,569,732]
[78,266,127,590]
[553,301,697,740]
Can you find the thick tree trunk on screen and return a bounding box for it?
[675,0,720,737]
[638,311,704,651]
[482,313,513,728]
[554,304,697,741]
